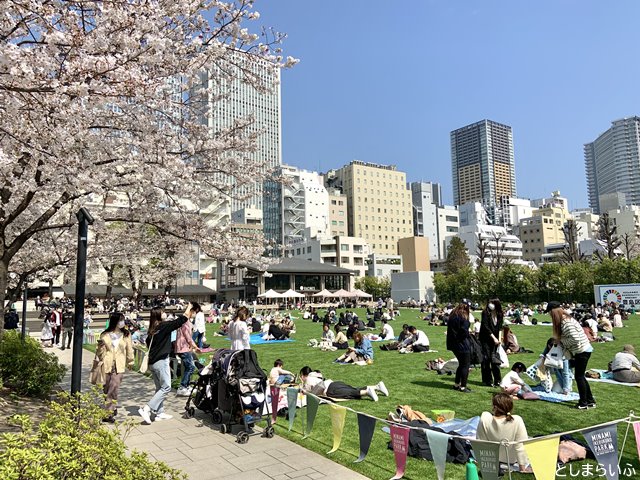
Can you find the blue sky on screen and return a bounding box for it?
[254,1,640,209]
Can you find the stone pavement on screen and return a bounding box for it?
[52,346,368,480]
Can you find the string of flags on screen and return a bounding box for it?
[271,387,639,480]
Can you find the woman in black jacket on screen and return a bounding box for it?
[479,298,503,387]
[138,305,192,424]
[446,301,472,393]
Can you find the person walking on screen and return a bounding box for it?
[446,301,473,393]
[480,299,504,387]
[191,302,206,348]
[548,301,596,409]
[138,305,192,424]
[229,306,251,350]
[175,312,201,397]
[97,312,134,422]
[60,307,74,350]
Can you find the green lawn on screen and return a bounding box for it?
[201,309,640,480]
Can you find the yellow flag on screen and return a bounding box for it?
[328,403,347,454]
[523,436,560,480]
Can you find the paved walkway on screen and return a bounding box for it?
[52,346,368,480]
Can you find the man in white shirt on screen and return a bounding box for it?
[380,319,394,340]
[611,345,640,383]
[584,315,598,338]
[401,326,429,352]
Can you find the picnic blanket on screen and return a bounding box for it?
[587,369,640,387]
[226,333,295,345]
[531,385,581,403]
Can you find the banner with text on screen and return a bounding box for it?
[583,424,619,480]
[390,424,410,480]
[524,436,560,480]
[470,440,501,480]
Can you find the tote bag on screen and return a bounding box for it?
[544,343,564,369]
[139,336,154,373]
[89,355,105,385]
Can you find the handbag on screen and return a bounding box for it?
[544,343,564,369]
[139,335,153,373]
[90,355,105,385]
[491,349,502,365]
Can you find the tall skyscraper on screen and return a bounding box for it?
[329,161,413,256]
[199,51,282,215]
[585,117,640,214]
[450,120,516,222]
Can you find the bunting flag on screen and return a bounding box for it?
[287,387,298,432]
[354,413,377,463]
[634,422,640,460]
[270,386,279,424]
[328,403,347,454]
[304,394,320,438]
[389,424,410,480]
[583,425,619,480]
[523,436,560,480]
[470,440,501,480]
[426,429,450,480]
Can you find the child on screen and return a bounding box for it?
[269,359,294,386]
[500,362,531,396]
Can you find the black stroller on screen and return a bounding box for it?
[185,349,274,444]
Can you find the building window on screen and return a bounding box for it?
[341,256,350,264]
[307,246,311,253]
[340,244,349,251]
[296,248,301,255]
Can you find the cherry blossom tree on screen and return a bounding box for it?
[0,0,295,331]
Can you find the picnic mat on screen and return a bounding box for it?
[226,333,295,345]
[531,386,581,403]
[587,369,640,387]
[381,416,479,438]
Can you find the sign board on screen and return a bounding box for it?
[594,284,640,306]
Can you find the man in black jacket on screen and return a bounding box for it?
[61,308,74,350]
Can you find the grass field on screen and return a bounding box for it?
[200,309,640,480]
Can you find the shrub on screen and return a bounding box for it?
[0,330,66,398]
[0,390,186,480]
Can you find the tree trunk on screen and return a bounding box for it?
[105,267,114,300]
[0,260,8,335]
[48,279,53,299]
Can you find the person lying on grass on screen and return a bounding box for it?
[334,331,373,364]
[299,366,388,401]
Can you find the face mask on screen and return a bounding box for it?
[488,303,495,311]
[161,313,167,320]
[117,320,125,328]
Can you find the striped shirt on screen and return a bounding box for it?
[560,318,591,355]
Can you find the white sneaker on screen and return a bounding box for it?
[138,405,152,424]
[154,412,173,421]
[366,386,379,402]
[176,387,190,397]
[377,381,389,397]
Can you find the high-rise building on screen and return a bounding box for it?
[410,182,442,260]
[328,188,348,236]
[330,161,413,256]
[450,120,516,222]
[585,117,640,214]
[198,52,282,236]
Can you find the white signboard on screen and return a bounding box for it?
[594,284,640,306]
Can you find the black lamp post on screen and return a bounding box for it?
[71,208,94,395]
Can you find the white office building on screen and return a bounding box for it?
[436,205,460,259]
[458,224,525,267]
[410,182,442,260]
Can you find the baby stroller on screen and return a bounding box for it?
[184,353,219,418]
[211,349,274,444]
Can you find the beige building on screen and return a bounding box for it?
[328,188,348,237]
[331,160,413,256]
[398,236,430,272]
[518,206,571,263]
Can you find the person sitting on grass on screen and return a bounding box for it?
[476,393,533,474]
[299,366,388,401]
[322,322,335,345]
[335,331,373,364]
[379,318,395,340]
[399,326,430,353]
[268,318,289,340]
[333,324,349,350]
[500,362,532,397]
[610,344,640,384]
[269,359,295,386]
